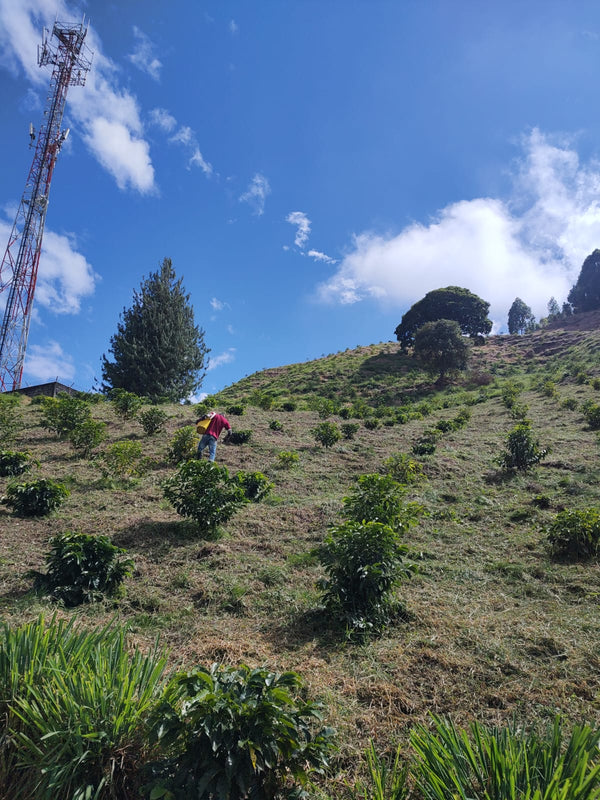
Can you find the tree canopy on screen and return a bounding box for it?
[394,286,492,350]
[507,297,535,335]
[101,258,209,401]
[568,249,600,313]
[413,318,469,382]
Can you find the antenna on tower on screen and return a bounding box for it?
[0,20,92,392]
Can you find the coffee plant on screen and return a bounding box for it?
[226,404,245,416]
[167,426,198,464]
[342,473,423,533]
[228,430,252,445]
[277,450,299,468]
[269,419,283,431]
[68,419,107,457]
[383,453,425,485]
[0,394,22,445]
[0,449,36,477]
[313,421,341,449]
[110,389,143,419]
[341,422,360,440]
[280,400,297,412]
[163,460,247,535]
[139,406,168,435]
[581,400,600,430]
[499,420,549,471]
[100,440,145,481]
[546,508,600,560]
[234,470,273,502]
[144,664,334,800]
[39,394,91,438]
[34,531,134,606]
[3,478,69,517]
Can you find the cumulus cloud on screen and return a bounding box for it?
[0,216,98,314]
[317,130,599,326]
[23,340,76,383]
[0,0,156,194]
[240,173,271,215]
[286,211,311,248]
[308,249,337,264]
[128,26,162,80]
[207,348,236,371]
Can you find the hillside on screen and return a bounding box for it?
[2,320,600,792]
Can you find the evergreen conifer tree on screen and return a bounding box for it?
[568,249,600,313]
[101,258,209,401]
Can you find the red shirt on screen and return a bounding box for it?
[207,413,231,439]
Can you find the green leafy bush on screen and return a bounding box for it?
[35,531,134,606]
[68,418,107,456]
[228,429,252,445]
[163,460,247,534]
[364,418,380,430]
[234,470,273,502]
[499,420,549,471]
[0,394,22,445]
[3,478,69,517]
[342,473,423,533]
[453,407,471,427]
[39,394,91,437]
[411,715,600,800]
[501,381,521,409]
[100,440,145,481]
[562,397,578,411]
[412,429,440,457]
[383,453,425,485]
[341,422,360,440]
[339,406,351,419]
[510,400,529,420]
[226,404,245,416]
[281,400,297,412]
[277,450,299,468]
[0,615,167,800]
[582,400,600,429]
[592,377,600,390]
[139,406,168,435]
[319,520,416,635]
[313,421,341,449]
[110,388,143,419]
[144,664,334,800]
[435,418,455,433]
[546,508,600,560]
[167,425,198,464]
[269,419,284,431]
[0,449,36,477]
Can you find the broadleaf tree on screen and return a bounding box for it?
[568,249,600,313]
[394,286,492,350]
[101,258,209,401]
[413,318,469,383]
[507,297,535,334]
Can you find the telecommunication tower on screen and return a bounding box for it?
[0,20,92,392]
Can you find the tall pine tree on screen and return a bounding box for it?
[101,258,209,401]
[568,249,600,313]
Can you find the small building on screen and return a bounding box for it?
[9,381,79,399]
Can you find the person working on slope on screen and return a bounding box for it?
[196,411,231,462]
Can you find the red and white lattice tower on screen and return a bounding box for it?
[0,20,92,391]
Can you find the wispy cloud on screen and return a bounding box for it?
[0,215,98,314]
[128,26,162,81]
[308,249,337,264]
[210,297,225,311]
[286,211,311,248]
[151,120,213,176]
[229,19,239,35]
[0,0,156,194]
[240,173,271,215]
[23,340,75,384]
[207,348,236,370]
[149,107,177,133]
[317,129,597,327]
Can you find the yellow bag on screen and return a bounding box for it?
[196,417,211,434]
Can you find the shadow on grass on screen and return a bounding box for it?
[113,517,218,554]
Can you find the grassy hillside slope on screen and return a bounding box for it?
[2,319,600,788]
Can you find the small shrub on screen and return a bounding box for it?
[435,419,455,433]
[561,397,578,411]
[229,429,252,445]
[167,425,198,464]
[163,460,247,534]
[582,400,600,429]
[342,473,423,533]
[277,450,299,468]
[453,408,471,427]
[316,398,336,419]
[532,494,551,509]
[226,404,245,416]
[3,478,69,517]
[341,422,360,440]
[546,508,600,560]
[542,380,558,398]
[281,400,297,412]
[0,394,22,445]
[576,371,588,384]
[139,406,168,435]
[499,420,549,471]
[269,419,284,431]
[339,406,351,419]
[35,531,134,606]
[144,664,334,800]
[501,381,521,409]
[313,421,341,449]
[0,449,36,477]
[110,388,143,419]
[364,418,380,430]
[412,429,440,456]
[68,418,107,456]
[510,401,529,420]
[101,440,145,481]
[234,470,273,502]
[39,394,91,437]
[319,520,416,635]
[383,453,425,485]
[592,377,600,390]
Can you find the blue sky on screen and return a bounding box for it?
[2,1,600,395]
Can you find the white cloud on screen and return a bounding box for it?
[23,340,75,383]
[229,19,239,35]
[240,173,271,215]
[149,107,177,132]
[168,125,213,175]
[207,348,236,371]
[0,0,156,194]
[286,211,311,248]
[210,297,224,311]
[0,216,98,314]
[189,148,213,176]
[308,249,337,264]
[128,26,162,80]
[317,130,598,326]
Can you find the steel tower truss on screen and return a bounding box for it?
[0,20,91,392]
